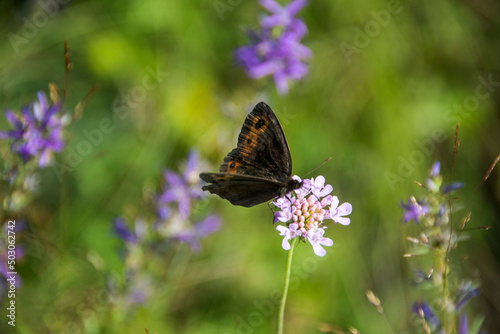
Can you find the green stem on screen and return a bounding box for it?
[277,237,298,334]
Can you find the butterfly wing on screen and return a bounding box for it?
[199,173,284,207]
[219,102,292,182]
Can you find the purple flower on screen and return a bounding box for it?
[424,161,464,194]
[412,301,441,329]
[425,161,443,192]
[305,227,333,257]
[328,196,352,225]
[157,150,204,220]
[401,197,428,223]
[113,217,148,247]
[154,150,222,250]
[459,313,468,334]
[310,175,333,198]
[235,0,311,95]
[176,215,221,252]
[276,223,302,250]
[456,286,480,311]
[442,182,465,194]
[0,91,70,167]
[126,275,152,306]
[260,0,308,29]
[113,218,138,244]
[431,161,441,177]
[274,175,351,256]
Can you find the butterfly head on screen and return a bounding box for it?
[281,178,302,198]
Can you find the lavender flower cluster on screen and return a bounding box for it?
[115,150,221,253]
[236,0,312,95]
[0,84,73,302]
[0,91,70,168]
[274,175,352,257]
[401,162,480,334]
[112,151,222,306]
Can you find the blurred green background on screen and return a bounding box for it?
[1,0,499,333]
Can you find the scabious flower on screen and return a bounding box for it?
[235,0,312,95]
[274,175,351,257]
[0,91,70,167]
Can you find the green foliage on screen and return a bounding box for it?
[0,0,499,333]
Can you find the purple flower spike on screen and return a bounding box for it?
[152,150,223,251]
[235,0,311,95]
[0,91,69,167]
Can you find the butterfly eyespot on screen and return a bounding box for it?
[255,119,265,129]
[246,138,252,144]
[229,162,236,168]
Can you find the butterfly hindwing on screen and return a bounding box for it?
[219,102,292,182]
[199,173,283,207]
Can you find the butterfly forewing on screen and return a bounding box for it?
[220,102,292,182]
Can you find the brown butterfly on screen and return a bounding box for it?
[199,102,302,207]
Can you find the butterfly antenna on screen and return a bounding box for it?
[301,157,332,178]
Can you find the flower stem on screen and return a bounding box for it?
[277,237,298,334]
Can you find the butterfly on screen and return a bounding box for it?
[199,102,302,207]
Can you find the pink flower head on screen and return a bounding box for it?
[273,175,351,256]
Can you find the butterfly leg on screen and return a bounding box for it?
[267,201,276,214]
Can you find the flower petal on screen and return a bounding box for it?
[311,242,327,257]
[282,236,291,250]
[431,161,440,177]
[334,216,351,226]
[276,225,288,235]
[286,0,309,16]
[195,215,221,237]
[320,237,333,247]
[337,202,352,216]
[259,0,282,14]
[318,184,333,197]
